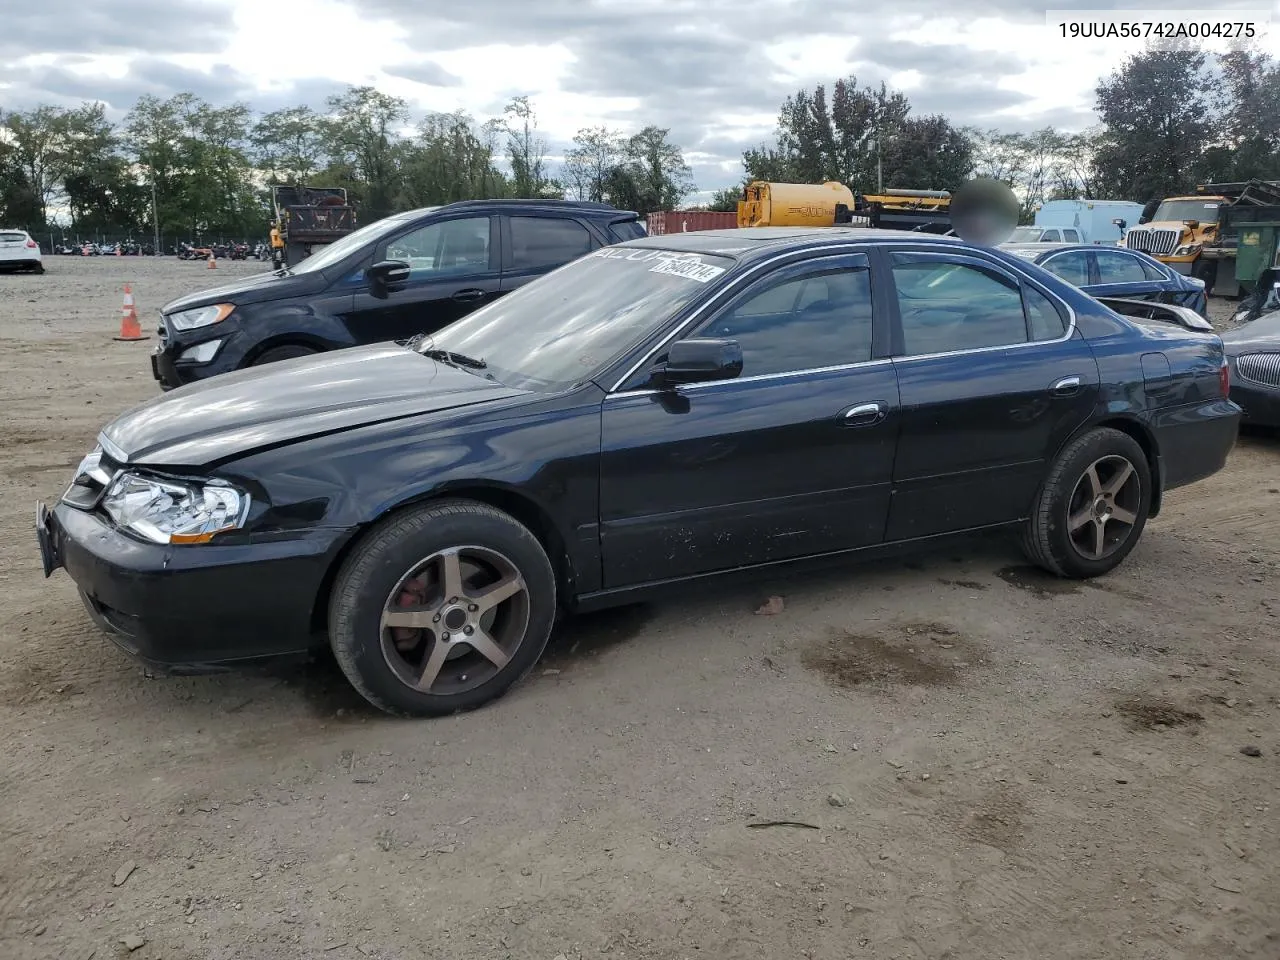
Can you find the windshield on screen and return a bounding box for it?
[1010,226,1045,242]
[1152,199,1221,223]
[425,246,736,391]
[287,211,431,274]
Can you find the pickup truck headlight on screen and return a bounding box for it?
[101,472,250,544]
[167,303,234,331]
[1173,243,1200,257]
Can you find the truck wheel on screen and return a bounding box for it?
[1192,258,1216,296]
[1020,427,1152,579]
[251,344,318,366]
[327,499,557,717]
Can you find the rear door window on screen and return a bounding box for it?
[510,216,595,271]
[1041,229,1061,242]
[609,219,647,242]
[1094,251,1149,284]
[891,257,1029,355]
[1062,229,1081,242]
[1040,250,1090,286]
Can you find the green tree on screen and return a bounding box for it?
[501,96,558,198]
[878,114,973,193]
[399,111,508,206]
[1091,46,1218,200]
[325,85,409,219]
[744,78,911,190]
[621,125,692,212]
[564,126,624,202]
[708,185,742,212]
[252,106,328,184]
[1215,47,1280,181]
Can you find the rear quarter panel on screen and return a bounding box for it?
[988,253,1240,495]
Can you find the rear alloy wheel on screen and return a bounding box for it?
[1020,427,1152,578]
[328,499,556,716]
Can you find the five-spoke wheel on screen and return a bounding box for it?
[329,500,556,716]
[1022,426,1153,578]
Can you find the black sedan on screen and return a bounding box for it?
[37,228,1241,717]
[1222,309,1280,426]
[1002,242,1209,317]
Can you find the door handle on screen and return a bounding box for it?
[451,288,486,303]
[841,401,887,427]
[1052,375,1082,396]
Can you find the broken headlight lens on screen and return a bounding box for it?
[101,472,250,544]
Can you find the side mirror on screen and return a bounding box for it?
[654,338,743,387]
[367,259,411,289]
[1112,218,1127,230]
[1185,220,1200,230]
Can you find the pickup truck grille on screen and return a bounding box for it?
[1236,353,1280,388]
[1125,228,1180,257]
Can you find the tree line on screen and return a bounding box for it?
[3,44,1279,239]
[709,45,1280,219]
[0,87,695,240]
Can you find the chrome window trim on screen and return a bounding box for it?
[609,358,894,399]
[606,240,1079,393]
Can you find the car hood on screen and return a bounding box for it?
[1222,313,1280,352]
[99,344,527,467]
[161,269,326,314]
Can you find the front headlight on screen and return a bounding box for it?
[167,303,234,331]
[1173,243,1200,257]
[101,472,250,544]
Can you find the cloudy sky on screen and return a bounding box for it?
[3,0,1278,200]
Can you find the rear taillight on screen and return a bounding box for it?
[1219,357,1230,398]
[25,239,37,249]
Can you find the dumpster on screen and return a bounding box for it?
[1235,220,1280,293]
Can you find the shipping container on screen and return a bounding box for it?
[645,210,739,235]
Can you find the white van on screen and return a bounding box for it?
[1025,200,1147,245]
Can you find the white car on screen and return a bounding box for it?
[0,229,43,274]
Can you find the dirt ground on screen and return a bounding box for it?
[1,256,1277,960]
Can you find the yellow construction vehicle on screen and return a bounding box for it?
[1123,179,1280,296]
[737,181,952,232]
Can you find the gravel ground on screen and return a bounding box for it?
[1,256,1278,960]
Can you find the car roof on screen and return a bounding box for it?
[615,226,965,261]
[399,198,640,219]
[1002,242,1078,256]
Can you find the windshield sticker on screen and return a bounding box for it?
[588,246,726,282]
[648,254,725,283]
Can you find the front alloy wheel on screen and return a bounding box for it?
[380,546,530,696]
[329,499,556,716]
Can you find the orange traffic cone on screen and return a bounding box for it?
[113,283,149,341]
[207,251,217,270]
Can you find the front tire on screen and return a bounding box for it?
[1020,427,1152,579]
[251,344,317,366]
[328,499,557,717]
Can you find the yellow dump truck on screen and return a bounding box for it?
[1123,180,1280,296]
[737,181,952,232]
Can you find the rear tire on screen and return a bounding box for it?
[251,344,318,366]
[1020,427,1152,579]
[328,499,557,717]
[32,263,44,275]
